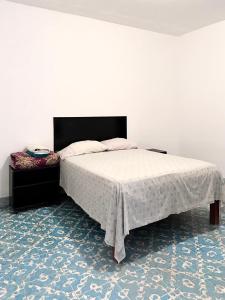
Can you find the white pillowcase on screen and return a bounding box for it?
[101,138,138,151]
[59,140,108,160]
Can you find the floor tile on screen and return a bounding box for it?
[0,201,224,299]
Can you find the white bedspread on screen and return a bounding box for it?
[60,149,224,263]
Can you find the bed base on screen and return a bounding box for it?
[112,200,220,261]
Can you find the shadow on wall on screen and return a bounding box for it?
[0,157,10,206]
[223,179,225,197]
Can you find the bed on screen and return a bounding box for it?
[54,116,224,263]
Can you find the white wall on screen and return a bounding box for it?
[0,1,179,197]
[178,21,225,176]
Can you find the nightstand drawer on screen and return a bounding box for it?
[13,166,59,186]
[12,181,60,209]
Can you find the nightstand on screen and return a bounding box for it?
[147,148,167,154]
[9,165,61,210]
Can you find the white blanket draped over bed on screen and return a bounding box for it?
[60,149,224,263]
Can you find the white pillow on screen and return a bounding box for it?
[59,140,107,160]
[101,138,138,151]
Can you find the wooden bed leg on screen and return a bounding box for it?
[210,200,220,225]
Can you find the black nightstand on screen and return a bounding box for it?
[9,165,61,210]
[147,148,167,154]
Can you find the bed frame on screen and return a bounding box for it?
[54,116,127,152]
[53,116,220,229]
[210,200,220,225]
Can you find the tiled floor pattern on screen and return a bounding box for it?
[0,199,225,299]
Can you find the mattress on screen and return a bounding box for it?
[60,149,224,262]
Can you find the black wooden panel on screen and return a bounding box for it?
[12,182,60,209]
[13,165,59,186]
[9,165,61,210]
[53,116,127,151]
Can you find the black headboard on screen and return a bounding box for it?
[54,116,127,151]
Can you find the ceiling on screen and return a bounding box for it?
[8,0,225,36]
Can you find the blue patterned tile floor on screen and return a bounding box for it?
[0,199,225,300]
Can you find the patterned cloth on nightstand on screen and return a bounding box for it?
[10,151,59,170]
